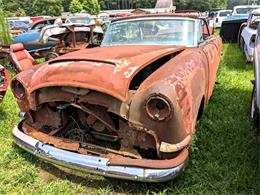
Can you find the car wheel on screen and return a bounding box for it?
[46,52,59,61]
[250,83,259,131]
[239,36,244,50]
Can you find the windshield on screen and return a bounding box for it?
[101,18,195,47]
[236,7,260,14]
[219,11,232,17]
[68,17,91,24]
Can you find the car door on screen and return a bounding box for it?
[199,19,222,101]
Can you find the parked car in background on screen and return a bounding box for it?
[7,17,31,38]
[251,24,260,132]
[220,5,260,42]
[0,64,9,102]
[214,10,232,28]
[13,18,60,54]
[11,13,222,182]
[12,17,103,59]
[232,5,260,18]
[240,9,260,62]
[64,16,95,25]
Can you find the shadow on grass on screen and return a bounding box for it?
[222,43,253,72]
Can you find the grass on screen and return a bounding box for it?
[0,43,259,194]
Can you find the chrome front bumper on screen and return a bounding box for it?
[13,125,188,182]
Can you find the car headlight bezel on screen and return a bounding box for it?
[145,94,173,122]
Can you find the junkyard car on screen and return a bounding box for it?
[0,64,9,102]
[12,17,100,58]
[240,9,260,62]
[220,6,260,43]
[12,14,222,182]
[251,24,260,131]
[213,10,232,28]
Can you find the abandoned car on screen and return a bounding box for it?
[251,24,260,132]
[12,14,222,182]
[13,19,103,59]
[240,9,260,62]
[0,64,9,102]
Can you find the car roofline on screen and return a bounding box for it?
[111,13,200,23]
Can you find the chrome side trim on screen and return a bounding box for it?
[12,125,188,182]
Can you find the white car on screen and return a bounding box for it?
[233,5,260,16]
[214,10,232,28]
[240,8,260,62]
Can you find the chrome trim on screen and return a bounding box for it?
[12,125,188,182]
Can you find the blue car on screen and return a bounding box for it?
[13,18,57,54]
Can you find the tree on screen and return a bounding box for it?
[16,8,26,17]
[1,0,64,16]
[98,0,156,10]
[83,0,100,15]
[30,0,64,16]
[0,9,11,45]
[69,0,83,13]
[63,0,73,12]
[173,0,228,11]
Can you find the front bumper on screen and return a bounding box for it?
[12,125,189,182]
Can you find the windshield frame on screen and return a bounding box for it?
[101,17,199,48]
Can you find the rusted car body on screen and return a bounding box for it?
[40,24,103,60]
[0,45,9,60]
[12,14,222,182]
[0,64,9,102]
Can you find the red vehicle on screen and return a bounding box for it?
[11,14,222,182]
[0,65,9,102]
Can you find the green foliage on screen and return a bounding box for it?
[16,8,26,17]
[30,0,64,16]
[69,0,83,13]
[63,0,73,12]
[227,0,260,9]
[173,0,228,11]
[83,0,100,15]
[0,9,11,45]
[98,0,156,10]
[1,0,63,16]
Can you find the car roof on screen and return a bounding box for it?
[218,10,232,13]
[234,5,260,9]
[111,13,200,23]
[251,8,260,15]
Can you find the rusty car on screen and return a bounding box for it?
[11,14,222,182]
[13,18,103,59]
[0,64,9,102]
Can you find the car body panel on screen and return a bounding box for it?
[250,24,260,131]
[214,10,232,28]
[0,65,10,102]
[240,9,260,62]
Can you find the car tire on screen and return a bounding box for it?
[250,83,259,131]
[239,36,244,50]
[46,52,59,61]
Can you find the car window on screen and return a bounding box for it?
[32,21,47,30]
[202,20,210,39]
[219,11,231,17]
[236,7,260,14]
[102,18,195,47]
[197,20,204,43]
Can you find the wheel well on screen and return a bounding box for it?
[196,96,205,121]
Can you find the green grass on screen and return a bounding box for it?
[0,43,259,194]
